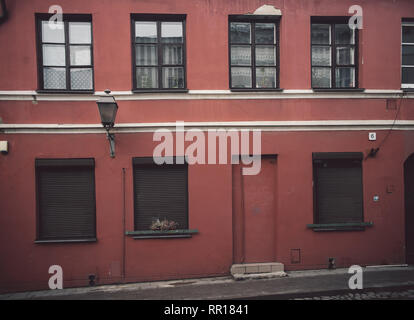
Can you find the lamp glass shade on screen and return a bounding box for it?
[97,96,118,127]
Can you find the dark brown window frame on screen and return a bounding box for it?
[35,13,94,93]
[131,14,188,93]
[312,152,366,231]
[311,16,360,91]
[228,15,281,92]
[35,158,97,243]
[132,157,189,234]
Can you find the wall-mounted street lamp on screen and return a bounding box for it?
[96,89,118,158]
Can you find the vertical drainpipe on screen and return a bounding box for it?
[122,168,127,282]
[240,166,246,263]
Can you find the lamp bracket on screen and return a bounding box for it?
[106,130,115,158]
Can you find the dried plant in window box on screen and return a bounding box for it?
[150,218,179,231]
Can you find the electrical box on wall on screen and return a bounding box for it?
[0,141,8,154]
[369,132,377,141]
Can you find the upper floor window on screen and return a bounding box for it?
[229,16,280,90]
[402,20,414,88]
[131,14,187,92]
[36,14,93,92]
[311,18,358,89]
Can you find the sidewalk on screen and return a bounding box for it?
[1,265,414,300]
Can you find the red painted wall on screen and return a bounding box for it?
[0,130,412,292]
[1,99,414,126]
[0,132,234,292]
[1,0,414,293]
[0,0,413,92]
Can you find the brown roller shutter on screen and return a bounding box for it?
[36,159,96,240]
[313,155,363,224]
[133,159,188,231]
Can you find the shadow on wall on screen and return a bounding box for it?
[0,0,8,25]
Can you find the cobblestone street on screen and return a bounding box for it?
[293,289,414,300]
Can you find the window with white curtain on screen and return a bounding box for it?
[311,19,358,89]
[402,20,414,88]
[132,14,186,91]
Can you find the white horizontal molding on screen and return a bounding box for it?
[1,120,414,134]
[0,89,412,101]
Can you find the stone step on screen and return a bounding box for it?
[230,262,286,280]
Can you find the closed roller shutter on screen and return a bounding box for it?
[133,160,188,231]
[36,159,96,240]
[313,153,363,224]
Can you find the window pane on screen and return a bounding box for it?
[162,67,184,88]
[336,46,355,65]
[70,46,91,66]
[256,46,276,66]
[230,22,251,44]
[255,23,275,44]
[402,26,414,43]
[70,68,93,90]
[402,45,414,66]
[163,45,183,65]
[43,44,66,66]
[311,24,331,44]
[231,67,252,88]
[402,67,414,84]
[136,67,158,88]
[336,67,355,88]
[335,24,355,44]
[312,46,331,66]
[69,22,91,44]
[231,45,251,66]
[135,21,157,43]
[161,22,183,43]
[42,20,65,43]
[43,67,66,89]
[312,67,331,88]
[256,67,276,88]
[136,45,157,66]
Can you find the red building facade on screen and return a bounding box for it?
[1,0,414,293]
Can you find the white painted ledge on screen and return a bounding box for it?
[1,120,414,134]
[0,89,412,101]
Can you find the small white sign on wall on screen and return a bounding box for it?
[369,132,376,141]
[0,141,8,154]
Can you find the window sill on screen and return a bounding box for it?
[312,88,365,93]
[35,238,97,244]
[230,88,283,93]
[132,89,189,94]
[36,90,95,94]
[306,222,373,232]
[125,229,198,239]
